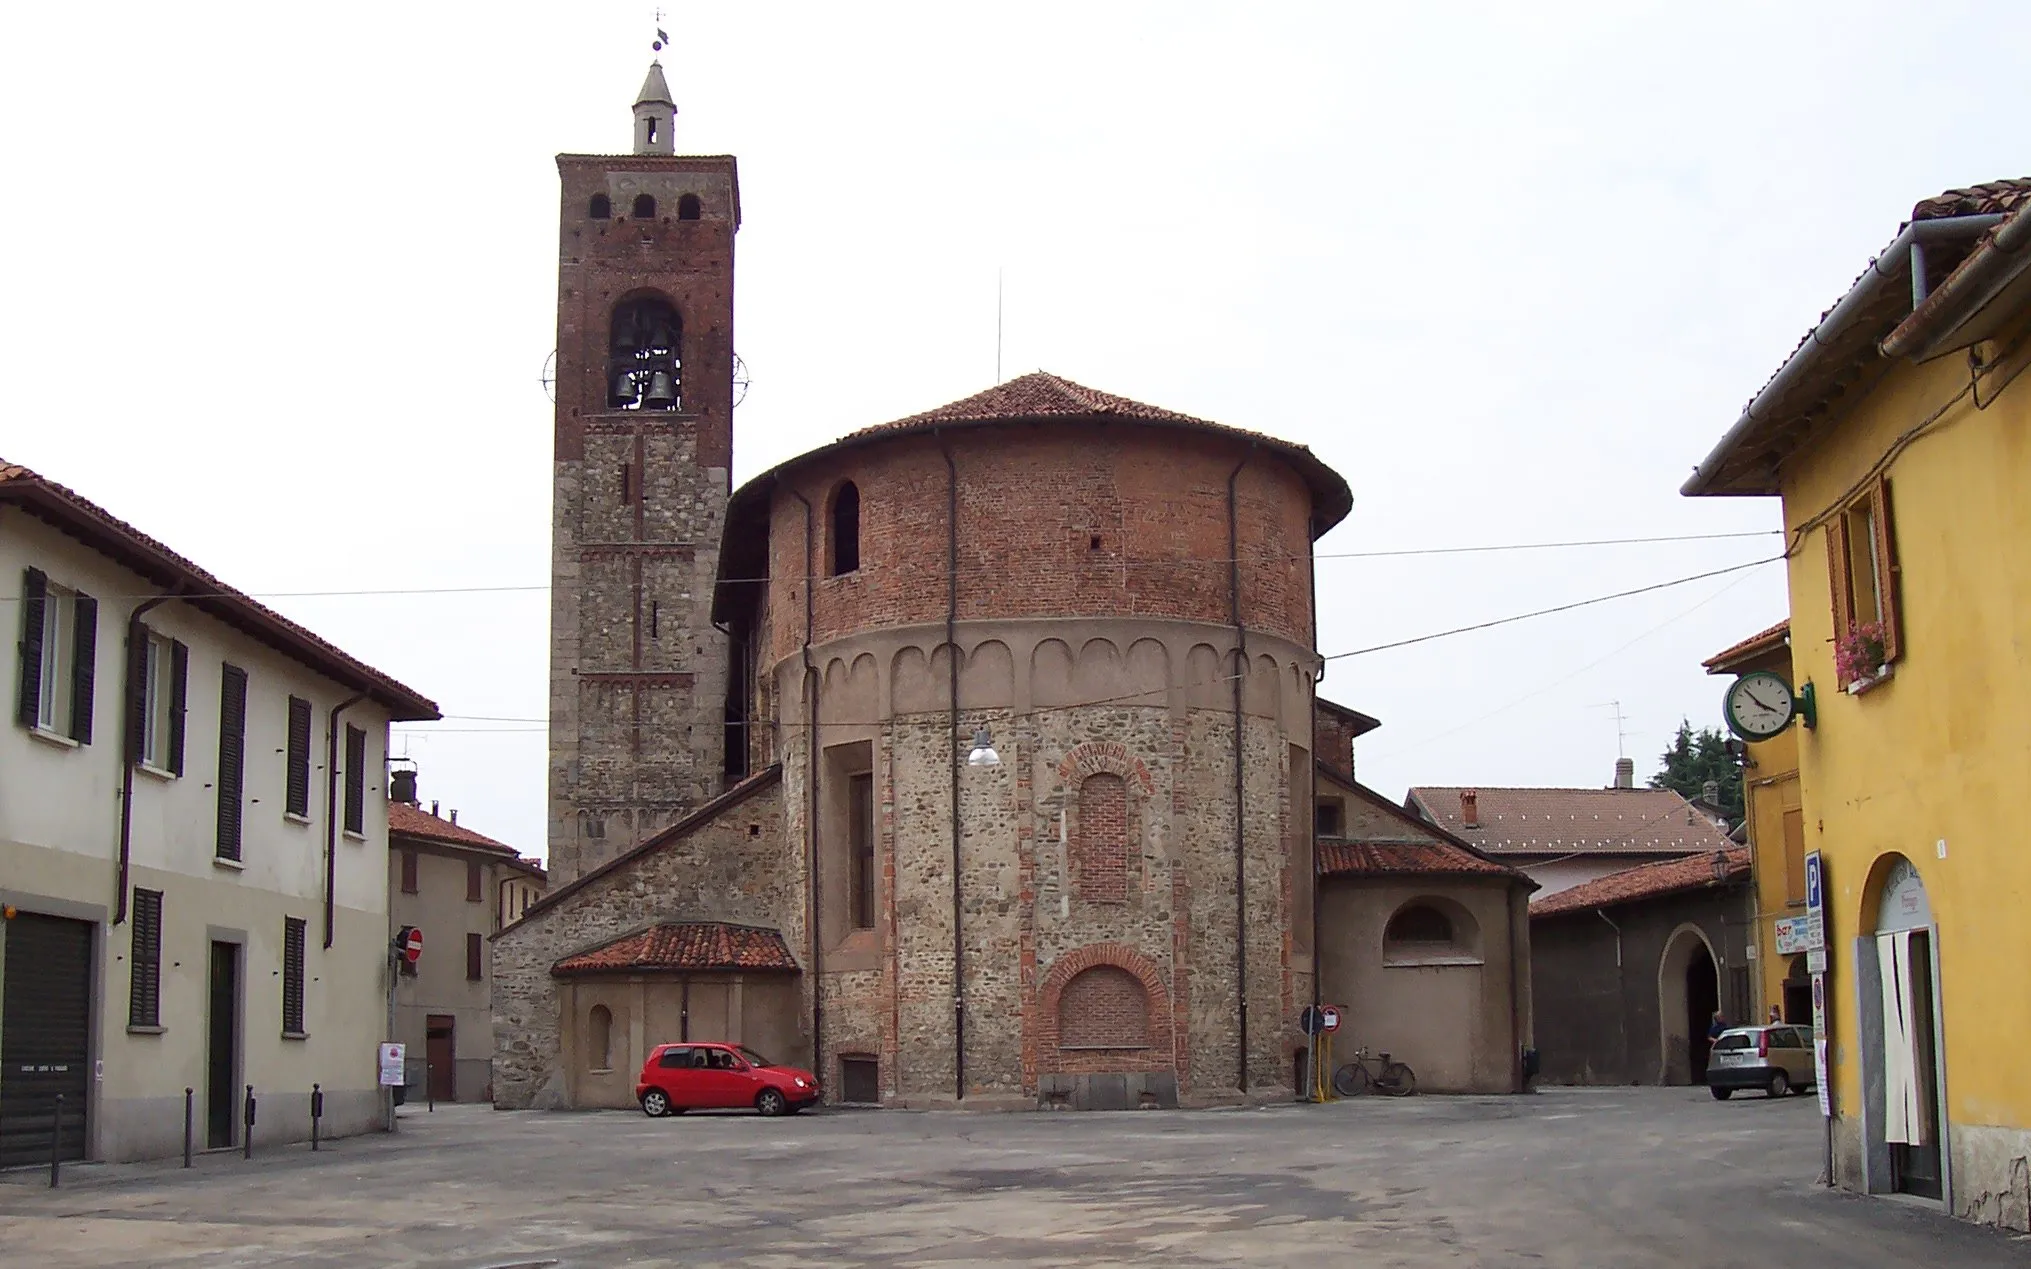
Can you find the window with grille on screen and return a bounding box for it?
[128,888,163,1028]
[282,917,307,1036]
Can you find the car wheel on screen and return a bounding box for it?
[1767,1071,1790,1098]
[1710,1087,1732,1100]
[641,1089,672,1118]
[756,1088,788,1117]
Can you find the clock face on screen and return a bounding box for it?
[1725,671,1795,741]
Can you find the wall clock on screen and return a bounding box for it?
[1724,670,1797,741]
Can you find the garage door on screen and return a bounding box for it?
[1,913,93,1167]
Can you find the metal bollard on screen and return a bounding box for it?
[426,1064,434,1113]
[243,1085,256,1160]
[183,1088,193,1167]
[49,1094,62,1188]
[310,1083,323,1151]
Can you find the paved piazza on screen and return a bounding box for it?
[1,1088,2025,1266]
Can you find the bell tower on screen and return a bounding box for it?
[547,58,740,883]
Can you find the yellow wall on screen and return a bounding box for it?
[1778,324,2031,1199]
[1736,695,1803,1019]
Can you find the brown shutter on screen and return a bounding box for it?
[1825,519,1850,683]
[167,640,188,776]
[126,623,149,763]
[466,931,483,981]
[128,888,163,1028]
[68,591,96,744]
[343,725,367,835]
[466,859,483,903]
[216,664,248,860]
[401,849,419,894]
[1873,477,1902,664]
[285,697,312,818]
[282,917,307,1035]
[16,567,46,729]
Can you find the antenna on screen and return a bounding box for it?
[995,267,1004,384]
[1591,700,1631,759]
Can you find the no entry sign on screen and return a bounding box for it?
[397,926,424,964]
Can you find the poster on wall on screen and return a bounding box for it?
[378,1043,407,1087]
[1775,916,1814,955]
[1814,1038,1831,1116]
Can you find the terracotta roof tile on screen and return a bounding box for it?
[387,801,519,856]
[0,460,436,719]
[1910,179,2031,221]
[1407,786,1734,856]
[856,372,1216,433]
[1318,840,1515,878]
[1702,619,1790,674]
[552,922,799,976]
[1530,848,1750,916]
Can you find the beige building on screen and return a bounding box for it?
[387,789,544,1103]
[0,461,437,1164]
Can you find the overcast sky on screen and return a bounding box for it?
[4,2,2023,860]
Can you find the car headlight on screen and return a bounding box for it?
[793,1077,808,1088]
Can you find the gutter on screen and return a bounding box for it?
[324,694,368,948]
[115,592,175,924]
[1882,209,2031,361]
[1682,213,2005,496]
[939,434,966,1101]
[789,489,823,1090]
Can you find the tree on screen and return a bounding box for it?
[1648,720,1744,824]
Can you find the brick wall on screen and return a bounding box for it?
[1072,773,1128,902]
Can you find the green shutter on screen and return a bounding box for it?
[285,697,312,817]
[167,641,188,776]
[68,591,97,744]
[17,567,47,729]
[216,664,248,861]
[126,623,149,763]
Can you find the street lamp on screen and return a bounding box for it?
[967,726,1001,767]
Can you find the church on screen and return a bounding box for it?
[491,62,1534,1111]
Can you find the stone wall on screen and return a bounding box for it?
[491,775,795,1108]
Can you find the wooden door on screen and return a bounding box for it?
[426,1016,456,1102]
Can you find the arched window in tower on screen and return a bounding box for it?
[677,193,702,221]
[1074,773,1129,902]
[589,193,611,219]
[632,193,657,219]
[608,297,682,411]
[829,481,861,575]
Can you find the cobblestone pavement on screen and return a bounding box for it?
[1,1087,2026,1267]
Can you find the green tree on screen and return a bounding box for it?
[1648,720,1744,823]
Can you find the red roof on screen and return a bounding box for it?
[1703,619,1790,674]
[1910,180,2031,221]
[1407,786,1734,857]
[1319,840,1515,878]
[1531,848,1750,917]
[552,922,799,976]
[0,460,436,719]
[387,801,519,857]
[857,372,1216,433]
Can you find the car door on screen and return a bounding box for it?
[695,1047,752,1109]
[1781,1028,1815,1086]
[653,1046,702,1108]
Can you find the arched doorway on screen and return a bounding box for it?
[1864,855,1943,1201]
[1783,956,1813,1025]
[1658,925,1722,1084]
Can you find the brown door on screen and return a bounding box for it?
[426,1016,456,1102]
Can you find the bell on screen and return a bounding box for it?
[610,370,639,407]
[644,371,678,407]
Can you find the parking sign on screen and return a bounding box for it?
[1803,851,1825,951]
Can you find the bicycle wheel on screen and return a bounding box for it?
[1379,1062,1418,1096]
[1332,1063,1372,1097]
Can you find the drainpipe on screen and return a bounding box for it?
[790,489,823,1082]
[1307,516,1323,1017]
[939,434,966,1101]
[1884,206,2031,360]
[1596,907,1625,1076]
[1227,446,1256,1092]
[324,693,368,949]
[115,592,175,925]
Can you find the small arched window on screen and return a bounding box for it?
[1386,904,1454,945]
[830,481,861,575]
[677,193,702,221]
[588,1004,613,1071]
[589,193,611,219]
[608,297,682,411]
[632,193,657,219]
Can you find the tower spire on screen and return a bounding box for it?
[634,61,676,155]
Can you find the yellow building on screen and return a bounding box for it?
[1685,178,2031,1229]
[1701,622,1808,1025]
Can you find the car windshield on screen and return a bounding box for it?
[1711,1033,1754,1051]
[739,1047,772,1069]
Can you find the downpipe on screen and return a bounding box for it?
[325,693,368,949]
[115,592,174,924]
[1227,447,1256,1092]
[791,489,824,1085]
[940,435,966,1101]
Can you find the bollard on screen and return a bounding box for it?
[426,1064,434,1113]
[310,1083,323,1151]
[243,1085,256,1160]
[49,1093,62,1188]
[183,1088,193,1167]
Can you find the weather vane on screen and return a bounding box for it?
[652,10,669,52]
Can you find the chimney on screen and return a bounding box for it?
[450,809,459,826]
[1460,789,1479,829]
[1614,757,1634,789]
[431,799,441,818]
[389,768,418,805]
[1702,779,1721,806]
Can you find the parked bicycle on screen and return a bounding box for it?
[1333,1045,1417,1097]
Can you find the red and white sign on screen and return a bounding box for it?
[1321,1006,1342,1033]
[398,926,424,964]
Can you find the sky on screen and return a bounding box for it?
[3,1,2024,860]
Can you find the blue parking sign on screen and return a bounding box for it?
[1804,851,1823,915]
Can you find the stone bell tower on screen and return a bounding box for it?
[547,59,740,884]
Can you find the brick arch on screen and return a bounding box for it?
[1035,943,1175,1075]
[1057,741,1155,793]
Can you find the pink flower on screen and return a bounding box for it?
[1835,621,1888,682]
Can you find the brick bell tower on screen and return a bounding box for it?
[547,59,739,883]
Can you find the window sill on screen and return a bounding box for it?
[213,856,246,872]
[1383,954,1485,968]
[589,1067,615,1075]
[343,830,368,843]
[283,812,312,826]
[27,727,81,751]
[135,762,178,782]
[1057,1044,1153,1052]
[1845,664,1895,696]
[126,1024,166,1036]
[281,1031,308,1042]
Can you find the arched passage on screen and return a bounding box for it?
[1860,853,1944,1201]
[1657,923,1720,1084]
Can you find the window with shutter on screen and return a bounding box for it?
[466,859,483,903]
[216,664,248,861]
[68,590,97,743]
[282,917,307,1036]
[28,576,79,737]
[167,640,188,776]
[344,724,367,835]
[1828,477,1903,686]
[132,629,178,771]
[285,696,312,817]
[401,849,419,894]
[128,888,163,1029]
[466,931,483,981]
[16,567,46,729]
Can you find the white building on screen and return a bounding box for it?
[0,461,438,1164]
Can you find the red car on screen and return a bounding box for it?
[635,1042,820,1117]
